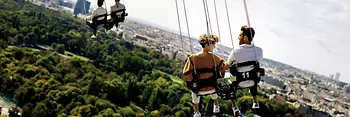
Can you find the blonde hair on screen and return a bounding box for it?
[198,34,220,48]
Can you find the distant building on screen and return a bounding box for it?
[273,94,286,102]
[337,81,347,88]
[302,91,316,103]
[329,74,334,79]
[161,50,173,59]
[263,76,286,89]
[324,98,335,102]
[345,85,350,94]
[333,111,346,117]
[59,0,73,8]
[298,104,331,117]
[134,34,148,41]
[173,50,187,63]
[335,73,340,81]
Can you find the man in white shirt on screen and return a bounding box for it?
[108,0,127,30]
[227,25,263,116]
[86,0,107,38]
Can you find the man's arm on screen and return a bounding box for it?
[92,9,96,17]
[227,50,236,65]
[213,54,229,77]
[256,47,263,63]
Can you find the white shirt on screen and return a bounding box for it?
[110,3,125,16]
[92,7,107,20]
[227,44,263,65]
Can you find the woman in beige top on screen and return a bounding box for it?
[183,34,229,117]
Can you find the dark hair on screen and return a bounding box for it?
[241,25,255,41]
[97,0,104,7]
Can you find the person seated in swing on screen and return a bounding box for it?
[227,25,263,116]
[183,34,230,117]
[107,0,127,30]
[86,0,107,38]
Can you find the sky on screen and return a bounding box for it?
[85,0,350,83]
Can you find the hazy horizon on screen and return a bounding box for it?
[84,0,350,83]
[123,17,346,83]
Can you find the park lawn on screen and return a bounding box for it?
[64,51,90,62]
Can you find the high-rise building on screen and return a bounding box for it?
[335,72,340,81]
[329,74,334,79]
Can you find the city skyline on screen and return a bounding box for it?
[123,0,350,83]
[2,1,350,116]
[85,0,350,83]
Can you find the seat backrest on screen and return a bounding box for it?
[92,14,107,24]
[235,61,260,72]
[111,4,126,19]
[236,65,254,72]
[111,9,126,22]
[112,9,126,16]
[229,61,265,88]
[93,7,107,19]
[229,61,260,77]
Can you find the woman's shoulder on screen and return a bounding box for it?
[211,53,223,59]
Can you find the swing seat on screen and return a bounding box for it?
[92,14,108,25]
[237,80,255,88]
[230,61,264,88]
[111,9,127,22]
[86,14,109,30]
[186,56,224,96]
[105,9,128,29]
[236,65,255,88]
[216,77,236,100]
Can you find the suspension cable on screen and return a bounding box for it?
[175,0,184,51]
[104,0,107,12]
[243,0,251,27]
[202,0,210,34]
[224,0,234,48]
[204,0,213,34]
[202,0,217,72]
[243,0,257,60]
[213,0,221,45]
[183,0,196,73]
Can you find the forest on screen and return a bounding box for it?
[0,0,311,116]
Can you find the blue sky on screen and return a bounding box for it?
[87,0,350,83]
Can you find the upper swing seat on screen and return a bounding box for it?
[92,13,108,27]
[86,7,128,31]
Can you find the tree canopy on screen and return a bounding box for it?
[0,0,311,116]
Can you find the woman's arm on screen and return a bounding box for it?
[215,55,230,76]
[183,56,194,82]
